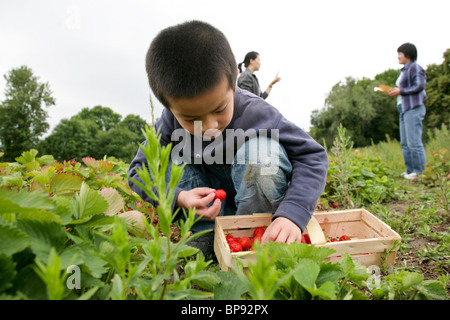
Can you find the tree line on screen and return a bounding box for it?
[0,66,150,163]
[1,49,449,162]
[309,48,450,148]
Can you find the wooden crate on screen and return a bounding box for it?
[214,209,401,271]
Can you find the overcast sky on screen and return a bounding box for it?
[1,0,449,135]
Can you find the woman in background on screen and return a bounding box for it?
[388,43,427,180]
[237,51,281,99]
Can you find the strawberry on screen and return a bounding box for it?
[214,189,227,201]
[225,235,236,243]
[253,227,265,238]
[239,236,252,251]
[331,238,339,242]
[252,234,262,244]
[229,241,243,252]
[339,235,351,241]
[332,202,339,208]
[303,234,311,244]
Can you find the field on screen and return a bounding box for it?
[0,125,448,300]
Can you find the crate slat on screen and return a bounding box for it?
[214,209,402,271]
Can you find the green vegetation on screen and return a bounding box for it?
[0,124,448,300]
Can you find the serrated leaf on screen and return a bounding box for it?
[16,219,66,262]
[0,254,17,292]
[294,259,320,289]
[100,187,124,216]
[192,271,220,292]
[417,280,448,300]
[82,157,98,170]
[71,182,109,220]
[98,160,114,173]
[15,149,38,164]
[0,172,24,188]
[0,188,55,214]
[0,222,31,256]
[213,271,248,300]
[317,262,343,286]
[49,173,83,194]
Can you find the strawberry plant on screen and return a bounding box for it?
[0,126,217,300]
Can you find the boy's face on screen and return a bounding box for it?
[166,77,234,140]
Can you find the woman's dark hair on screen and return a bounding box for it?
[145,20,237,108]
[238,51,259,73]
[397,43,418,62]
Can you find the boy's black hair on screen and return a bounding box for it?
[145,20,237,108]
[397,42,418,62]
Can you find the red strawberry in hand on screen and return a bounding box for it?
[301,234,311,244]
[214,189,226,201]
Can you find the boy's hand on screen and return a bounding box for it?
[175,188,221,220]
[262,217,302,244]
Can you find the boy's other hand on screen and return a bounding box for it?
[262,217,302,244]
[176,188,221,220]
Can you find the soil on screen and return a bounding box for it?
[381,198,450,294]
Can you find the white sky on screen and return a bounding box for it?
[1,0,449,134]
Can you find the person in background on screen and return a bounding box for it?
[388,42,427,181]
[237,51,281,99]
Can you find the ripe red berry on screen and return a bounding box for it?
[239,237,252,251]
[253,227,265,238]
[252,234,262,244]
[332,202,339,208]
[339,235,351,241]
[225,235,236,244]
[229,241,243,252]
[214,189,226,201]
[302,234,311,244]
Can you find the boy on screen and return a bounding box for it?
[128,20,328,256]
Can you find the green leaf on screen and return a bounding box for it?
[213,271,248,300]
[0,221,31,256]
[0,254,17,292]
[316,262,342,286]
[49,173,83,194]
[16,219,66,263]
[293,259,320,289]
[0,188,55,214]
[417,280,449,300]
[191,271,220,292]
[15,149,39,164]
[71,182,109,220]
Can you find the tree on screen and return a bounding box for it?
[310,70,399,148]
[38,118,96,161]
[0,66,55,161]
[73,105,122,131]
[425,48,450,131]
[39,106,149,162]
